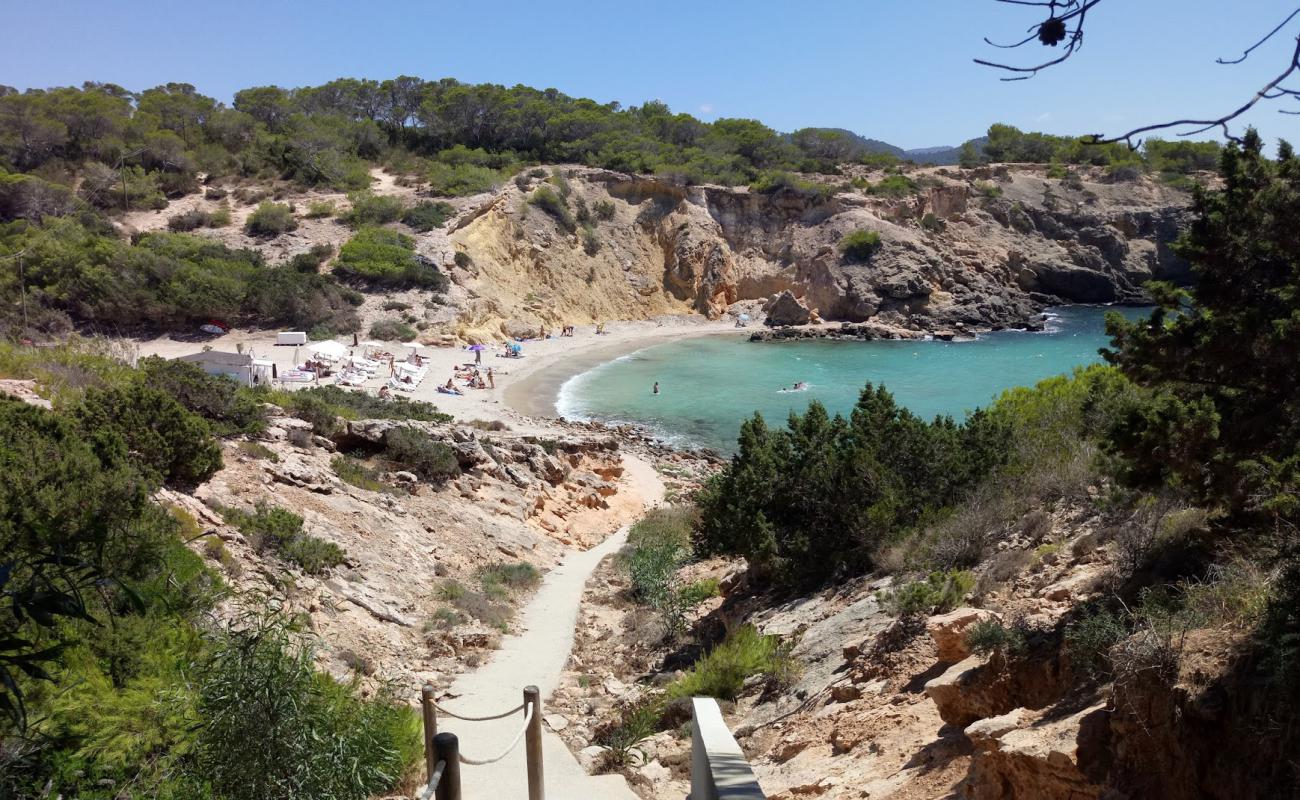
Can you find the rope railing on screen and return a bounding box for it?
[419,683,545,800]
[431,699,526,722]
[456,701,534,765]
[416,759,446,800]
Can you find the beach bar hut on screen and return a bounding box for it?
[277,331,308,346]
[175,351,273,387]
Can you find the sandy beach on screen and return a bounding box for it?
[133,317,745,433]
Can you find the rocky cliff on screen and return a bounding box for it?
[122,163,1192,342]
[443,164,1191,339]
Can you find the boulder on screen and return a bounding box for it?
[764,290,812,326]
[927,607,1002,664]
[963,703,1110,800]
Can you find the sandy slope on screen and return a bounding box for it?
[432,453,663,799]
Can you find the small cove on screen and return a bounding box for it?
[557,306,1151,453]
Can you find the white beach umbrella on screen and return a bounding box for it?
[307,340,348,360]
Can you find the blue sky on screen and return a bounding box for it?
[5,0,1300,149]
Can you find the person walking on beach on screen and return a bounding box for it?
[475,348,482,365]
[487,367,495,389]
[653,381,660,395]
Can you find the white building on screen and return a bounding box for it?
[175,351,275,387]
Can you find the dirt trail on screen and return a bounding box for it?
[436,453,663,799]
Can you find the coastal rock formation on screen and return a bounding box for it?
[444,164,1191,339]
[764,290,813,326]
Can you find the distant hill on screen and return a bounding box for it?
[788,128,987,167]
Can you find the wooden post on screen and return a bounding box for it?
[524,685,544,800]
[421,684,438,784]
[434,732,461,800]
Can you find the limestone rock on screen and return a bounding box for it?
[764,290,812,326]
[964,702,1110,800]
[927,607,1001,664]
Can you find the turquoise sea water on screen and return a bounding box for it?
[557,306,1152,453]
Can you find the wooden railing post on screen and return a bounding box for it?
[524,685,545,800]
[434,732,461,800]
[421,684,438,783]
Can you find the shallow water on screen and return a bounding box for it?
[557,306,1151,453]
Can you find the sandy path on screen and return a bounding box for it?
[434,453,663,799]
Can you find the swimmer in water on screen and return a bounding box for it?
[653,381,660,395]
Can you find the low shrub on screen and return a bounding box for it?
[975,181,1003,198]
[239,441,280,462]
[332,455,401,494]
[245,202,298,236]
[529,186,576,232]
[453,251,472,268]
[426,163,502,196]
[679,578,721,606]
[336,227,448,290]
[305,200,336,218]
[580,225,600,255]
[262,384,451,425]
[193,619,420,800]
[593,199,616,220]
[344,191,404,226]
[478,562,541,592]
[1065,606,1126,677]
[920,212,946,232]
[383,427,460,482]
[666,625,796,701]
[369,319,416,342]
[168,208,211,231]
[208,203,232,227]
[838,228,882,262]
[221,502,345,575]
[878,570,975,619]
[965,618,1026,657]
[864,174,919,198]
[401,200,455,232]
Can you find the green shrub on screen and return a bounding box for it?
[168,208,211,231]
[208,203,232,227]
[878,570,975,619]
[222,502,344,575]
[336,227,447,290]
[478,562,541,591]
[193,620,420,800]
[666,625,796,701]
[262,384,451,426]
[1065,607,1126,678]
[529,186,576,232]
[864,174,918,197]
[697,387,1008,589]
[965,619,1026,657]
[344,191,404,226]
[73,381,223,486]
[920,212,946,232]
[332,456,401,494]
[287,242,335,273]
[383,427,460,482]
[629,506,696,551]
[369,318,416,341]
[305,200,336,218]
[580,225,600,255]
[382,300,412,311]
[975,181,1003,198]
[245,202,298,236]
[838,229,882,261]
[401,200,455,232]
[139,355,266,435]
[454,251,472,268]
[679,578,721,606]
[748,171,836,201]
[239,441,280,462]
[425,163,502,196]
